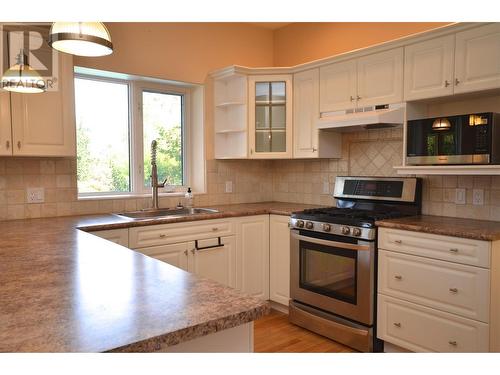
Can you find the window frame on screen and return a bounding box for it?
[74,72,191,199]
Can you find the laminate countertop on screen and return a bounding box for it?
[376,215,500,241]
[0,202,316,352]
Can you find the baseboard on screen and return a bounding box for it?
[270,300,289,314]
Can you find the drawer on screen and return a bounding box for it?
[377,294,489,352]
[378,250,490,322]
[378,228,490,268]
[129,218,235,248]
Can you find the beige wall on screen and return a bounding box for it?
[75,23,275,84]
[273,22,452,66]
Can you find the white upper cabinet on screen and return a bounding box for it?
[248,74,293,159]
[404,35,455,101]
[10,52,76,157]
[454,23,500,94]
[319,59,357,112]
[294,69,320,158]
[0,91,12,156]
[356,48,403,107]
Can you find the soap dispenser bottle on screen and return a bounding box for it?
[185,187,193,209]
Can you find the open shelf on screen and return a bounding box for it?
[395,165,500,175]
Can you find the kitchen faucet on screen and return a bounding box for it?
[150,140,169,210]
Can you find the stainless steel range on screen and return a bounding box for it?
[289,176,422,352]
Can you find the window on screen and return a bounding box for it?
[74,70,189,197]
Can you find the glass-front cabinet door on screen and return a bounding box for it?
[248,75,293,158]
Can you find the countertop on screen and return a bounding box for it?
[376,215,500,241]
[0,202,316,352]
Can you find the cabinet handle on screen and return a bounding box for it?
[5,140,9,149]
[159,234,166,238]
[449,341,457,346]
[191,248,195,254]
[212,227,219,232]
[184,250,188,256]
[449,287,458,293]
[17,141,21,149]
[394,239,402,244]
[250,148,253,155]
[449,248,459,253]
[356,95,361,101]
[445,80,450,87]
[393,322,401,328]
[394,275,403,280]
[350,95,354,102]
[312,147,317,152]
[455,78,460,86]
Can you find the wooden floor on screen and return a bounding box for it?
[254,309,356,353]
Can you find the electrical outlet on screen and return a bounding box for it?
[473,189,484,205]
[225,181,233,193]
[26,187,45,204]
[455,188,466,205]
[322,181,330,194]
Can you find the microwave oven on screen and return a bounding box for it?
[406,112,500,165]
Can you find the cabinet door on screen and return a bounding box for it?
[357,48,403,107]
[248,75,293,159]
[404,35,455,101]
[90,228,129,247]
[0,90,12,156]
[454,23,500,94]
[319,59,357,112]
[192,235,236,288]
[293,69,319,158]
[236,215,270,299]
[269,215,291,306]
[137,242,189,271]
[10,51,76,156]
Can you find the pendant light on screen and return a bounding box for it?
[48,22,113,57]
[1,51,46,93]
[432,117,451,131]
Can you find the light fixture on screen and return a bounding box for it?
[1,51,46,93]
[48,22,113,57]
[432,117,451,131]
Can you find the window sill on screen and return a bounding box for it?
[78,191,206,201]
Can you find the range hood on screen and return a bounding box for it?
[317,103,405,132]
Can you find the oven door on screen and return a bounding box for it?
[290,229,374,325]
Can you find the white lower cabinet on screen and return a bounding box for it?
[236,215,270,299]
[377,227,493,352]
[88,228,129,247]
[269,214,291,305]
[138,242,190,271]
[192,236,236,288]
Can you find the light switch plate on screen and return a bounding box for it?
[225,181,233,193]
[473,189,484,205]
[27,187,45,204]
[455,188,466,205]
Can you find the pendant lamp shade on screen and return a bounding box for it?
[2,52,46,93]
[48,22,113,57]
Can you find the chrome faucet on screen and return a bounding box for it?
[150,140,169,210]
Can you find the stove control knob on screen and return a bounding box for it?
[341,226,351,235]
[305,221,314,230]
[352,228,362,237]
[322,223,331,232]
[296,220,305,228]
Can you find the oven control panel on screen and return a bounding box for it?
[289,218,375,240]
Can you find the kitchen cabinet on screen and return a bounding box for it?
[138,241,190,271]
[404,35,455,101]
[0,90,11,156]
[454,23,500,94]
[236,215,270,299]
[269,214,291,306]
[248,75,293,159]
[319,48,403,112]
[293,69,342,159]
[88,228,129,247]
[377,227,497,352]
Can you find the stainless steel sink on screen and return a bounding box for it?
[114,207,220,220]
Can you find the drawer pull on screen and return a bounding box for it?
[449,340,457,346]
[191,248,195,254]
[212,227,219,232]
[393,322,401,328]
[449,248,459,253]
[184,250,188,256]
[449,288,458,293]
[394,275,403,280]
[394,239,402,244]
[159,234,166,238]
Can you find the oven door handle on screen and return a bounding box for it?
[291,231,371,251]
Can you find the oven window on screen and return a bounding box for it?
[299,240,357,304]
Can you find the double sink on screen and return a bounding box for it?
[114,207,220,221]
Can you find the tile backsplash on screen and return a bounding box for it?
[2,127,500,221]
